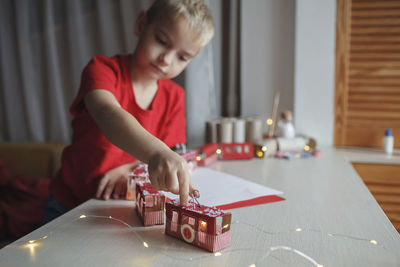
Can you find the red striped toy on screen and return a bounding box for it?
[136,181,165,226]
[165,199,231,252]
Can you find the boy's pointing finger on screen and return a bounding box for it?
[178,169,190,206]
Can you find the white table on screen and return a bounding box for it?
[1,148,399,266]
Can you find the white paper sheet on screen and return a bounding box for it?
[162,167,283,207]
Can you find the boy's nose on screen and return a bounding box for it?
[158,51,173,66]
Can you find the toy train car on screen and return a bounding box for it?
[165,199,232,253]
[136,181,165,226]
[219,142,254,160]
[196,143,218,166]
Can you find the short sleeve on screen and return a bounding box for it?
[70,56,120,116]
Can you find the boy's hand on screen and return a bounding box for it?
[148,150,198,205]
[96,161,139,200]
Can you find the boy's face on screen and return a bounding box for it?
[134,13,205,81]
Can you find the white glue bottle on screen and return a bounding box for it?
[383,129,394,155]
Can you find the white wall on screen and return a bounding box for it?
[294,0,336,146]
[241,0,336,146]
[241,0,295,133]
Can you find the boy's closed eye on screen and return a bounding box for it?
[155,34,168,46]
[179,51,195,62]
[179,55,188,62]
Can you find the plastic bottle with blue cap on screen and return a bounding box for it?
[383,129,394,155]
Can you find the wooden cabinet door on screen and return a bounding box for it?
[335,0,400,148]
[352,163,400,233]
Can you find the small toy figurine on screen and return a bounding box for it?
[196,143,218,166]
[136,181,165,226]
[219,142,254,160]
[277,110,296,139]
[165,196,232,253]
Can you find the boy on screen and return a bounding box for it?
[43,0,214,223]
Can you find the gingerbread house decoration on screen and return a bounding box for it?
[165,199,232,253]
[136,181,165,226]
[126,162,149,201]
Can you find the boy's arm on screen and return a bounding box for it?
[84,89,196,205]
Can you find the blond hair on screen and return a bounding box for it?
[147,0,214,45]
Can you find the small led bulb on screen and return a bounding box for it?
[370,240,378,245]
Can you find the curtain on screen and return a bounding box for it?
[221,0,240,117]
[0,0,233,147]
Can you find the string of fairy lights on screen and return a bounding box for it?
[12,213,399,267]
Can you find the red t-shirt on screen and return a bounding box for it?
[51,55,186,209]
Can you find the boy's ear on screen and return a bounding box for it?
[134,11,147,36]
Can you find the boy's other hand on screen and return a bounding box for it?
[148,150,196,205]
[96,161,139,200]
